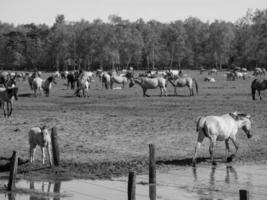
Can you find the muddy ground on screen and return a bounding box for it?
[0,70,266,181]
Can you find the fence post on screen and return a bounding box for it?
[7,151,18,191]
[149,144,156,200]
[51,127,60,166]
[239,190,249,200]
[128,171,136,200]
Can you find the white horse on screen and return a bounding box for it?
[101,72,111,89]
[29,126,53,166]
[129,77,167,97]
[208,68,218,76]
[110,75,128,89]
[32,76,56,97]
[204,76,216,82]
[192,112,252,166]
[76,76,92,97]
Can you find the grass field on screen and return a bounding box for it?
[0,70,266,179]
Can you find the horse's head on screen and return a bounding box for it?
[165,71,174,80]
[230,112,252,138]
[41,126,50,146]
[48,76,57,84]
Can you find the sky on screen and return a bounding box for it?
[0,0,266,26]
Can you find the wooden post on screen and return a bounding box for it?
[128,171,136,200]
[7,151,18,191]
[149,144,156,200]
[239,190,249,200]
[51,127,60,166]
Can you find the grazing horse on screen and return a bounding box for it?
[0,87,18,117]
[129,77,167,97]
[29,126,53,166]
[251,79,267,100]
[167,73,198,96]
[192,112,252,166]
[32,76,56,97]
[110,75,128,89]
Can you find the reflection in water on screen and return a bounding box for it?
[192,165,239,200]
[225,166,238,184]
[8,193,15,200]
[28,181,61,200]
[193,165,238,186]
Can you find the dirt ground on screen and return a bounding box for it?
[0,70,266,180]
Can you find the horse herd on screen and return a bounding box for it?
[0,68,266,119]
[0,68,266,167]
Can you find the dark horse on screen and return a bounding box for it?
[251,79,267,100]
[67,73,77,90]
[0,87,18,117]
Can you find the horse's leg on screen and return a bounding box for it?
[143,88,148,97]
[3,103,7,118]
[192,131,205,166]
[209,136,217,165]
[225,139,230,161]
[164,87,168,96]
[41,146,46,164]
[230,137,239,158]
[6,102,10,117]
[32,146,36,162]
[258,90,262,100]
[8,102,12,117]
[47,144,53,166]
[174,87,177,96]
[160,87,163,97]
[252,89,256,100]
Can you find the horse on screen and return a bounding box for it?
[208,68,218,76]
[166,73,198,96]
[192,112,252,166]
[32,76,56,97]
[28,71,41,90]
[110,75,128,89]
[204,76,216,82]
[253,68,265,77]
[67,73,77,90]
[251,79,267,100]
[129,77,167,97]
[101,72,111,89]
[0,74,16,88]
[75,72,93,97]
[29,126,53,166]
[0,87,18,118]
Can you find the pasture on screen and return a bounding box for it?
[0,70,266,179]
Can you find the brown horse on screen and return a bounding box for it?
[251,79,267,100]
[166,72,198,96]
[0,87,18,117]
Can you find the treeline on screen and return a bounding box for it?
[0,9,266,71]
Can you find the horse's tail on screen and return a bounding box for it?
[251,79,257,100]
[193,78,199,94]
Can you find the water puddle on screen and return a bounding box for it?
[0,163,267,200]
